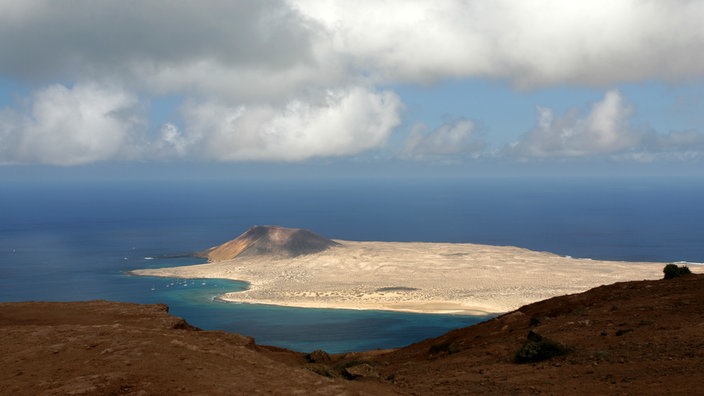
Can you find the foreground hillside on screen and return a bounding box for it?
[360,272,704,394]
[2,274,703,395]
[0,300,390,395]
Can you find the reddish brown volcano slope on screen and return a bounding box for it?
[359,273,704,395]
[200,225,339,262]
[2,275,703,395]
[0,301,390,395]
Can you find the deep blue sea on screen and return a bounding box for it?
[1,176,703,353]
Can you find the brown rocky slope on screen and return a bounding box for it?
[199,225,340,262]
[0,301,390,395]
[2,274,703,395]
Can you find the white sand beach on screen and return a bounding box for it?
[131,240,690,315]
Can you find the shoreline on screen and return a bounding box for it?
[131,240,686,315]
[209,295,494,316]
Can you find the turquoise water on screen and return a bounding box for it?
[1,177,702,352]
[121,273,488,352]
[151,277,488,352]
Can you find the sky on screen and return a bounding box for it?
[1,0,703,180]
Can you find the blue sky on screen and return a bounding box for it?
[1,1,703,179]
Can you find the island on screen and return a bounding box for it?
[131,225,678,315]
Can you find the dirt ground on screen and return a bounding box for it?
[2,274,703,395]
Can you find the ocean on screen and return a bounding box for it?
[1,176,703,353]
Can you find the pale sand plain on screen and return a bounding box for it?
[131,240,692,315]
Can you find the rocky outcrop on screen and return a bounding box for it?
[199,225,339,262]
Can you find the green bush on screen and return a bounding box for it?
[663,264,692,279]
[514,331,571,364]
[429,341,461,355]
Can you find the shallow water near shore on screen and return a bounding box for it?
[1,177,703,352]
[127,273,488,352]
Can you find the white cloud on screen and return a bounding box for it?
[153,123,191,158]
[181,87,402,161]
[509,90,704,159]
[403,119,484,159]
[510,90,639,157]
[2,1,703,97]
[292,0,704,87]
[1,1,703,165]
[0,0,333,101]
[0,83,140,165]
[0,84,401,165]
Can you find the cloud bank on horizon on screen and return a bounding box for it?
[0,0,703,166]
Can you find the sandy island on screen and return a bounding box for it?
[131,239,693,315]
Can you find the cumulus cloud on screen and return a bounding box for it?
[1,1,703,165]
[292,0,704,87]
[152,123,191,158]
[403,119,484,160]
[513,90,637,157]
[2,1,704,95]
[0,83,141,165]
[0,0,332,101]
[0,84,401,164]
[180,87,402,161]
[509,90,704,159]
